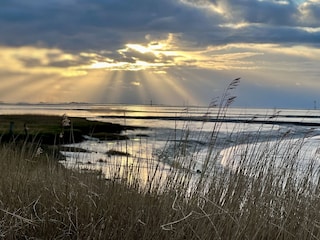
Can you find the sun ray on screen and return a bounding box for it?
[18,79,61,102]
[139,71,172,104]
[129,72,150,104]
[1,28,319,105]
[106,71,127,103]
[63,70,123,104]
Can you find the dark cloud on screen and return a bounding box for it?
[121,49,159,63]
[220,0,298,26]
[46,60,82,68]
[0,0,223,52]
[231,25,320,45]
[0,0,319,54]
[298,1,320,27]
[17,57,43,68]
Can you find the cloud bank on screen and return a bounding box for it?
[1,0,319,51]
[0,0,319,107]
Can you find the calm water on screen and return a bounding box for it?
[1,103,320,183]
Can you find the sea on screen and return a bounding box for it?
[2,103,320,184]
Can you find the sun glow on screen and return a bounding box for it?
[2,40,318,77]
[219,22,251,29]
[1,30,319,105]
[125,44,150,54]
[78,34,270,73]
[90,62,110,69]
[0,46,87,77]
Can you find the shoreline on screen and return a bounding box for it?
[0,114,147,160]
[0,114,146,144]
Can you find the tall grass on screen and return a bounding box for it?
[0,141,179,239]
[1,79,320,239]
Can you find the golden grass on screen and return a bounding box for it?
[0,126,320,239]
[1,79,320,239]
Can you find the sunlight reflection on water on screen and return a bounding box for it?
[2,103,320,185]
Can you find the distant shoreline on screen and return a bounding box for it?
[101,115,320,127]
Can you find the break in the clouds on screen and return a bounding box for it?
[0,0,319,108]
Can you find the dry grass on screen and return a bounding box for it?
[0,141,177,239]
[1,79,320,239]
[1,135,320,239]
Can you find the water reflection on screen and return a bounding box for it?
[60,137,172,188]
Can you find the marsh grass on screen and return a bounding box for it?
[1,79,320,239]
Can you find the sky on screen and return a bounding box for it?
[0,0,320,109]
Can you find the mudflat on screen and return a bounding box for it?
[0,114,140,145]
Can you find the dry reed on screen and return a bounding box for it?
[1,79,320,239]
